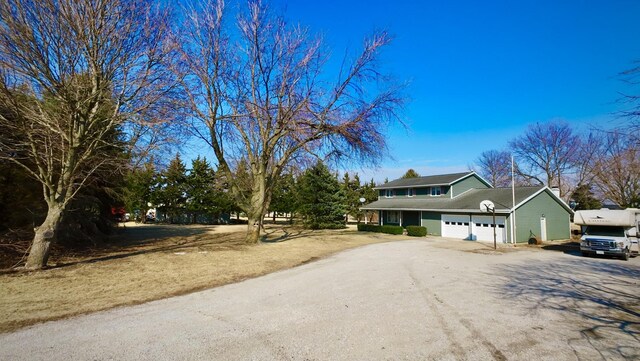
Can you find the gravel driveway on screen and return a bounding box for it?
[1,238,638,360]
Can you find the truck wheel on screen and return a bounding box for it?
[622,249,630,261]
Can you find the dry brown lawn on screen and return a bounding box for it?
[0,223,401,333]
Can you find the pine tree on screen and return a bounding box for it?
[572,184,602,210]
[342,172,363,222]
[123,160,157,222]
[186,157,218,223]
[269,173,296,223]
[156,154,188,223]
[296,162,346,229]
[401,169,420,178]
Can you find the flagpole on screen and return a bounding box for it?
[511,155,517,245]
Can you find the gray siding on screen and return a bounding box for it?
[451,175,490,197]
[421,212,441,235]
[514,190,570,243]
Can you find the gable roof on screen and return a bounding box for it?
[362,186,572,214]
[376,171,489,190]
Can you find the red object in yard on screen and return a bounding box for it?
[111,206,126,221]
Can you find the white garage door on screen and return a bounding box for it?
[471,215,506,243]
[442,214,471,239]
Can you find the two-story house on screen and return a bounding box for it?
[361,172,573,243]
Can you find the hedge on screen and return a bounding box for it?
[380,225,403,235]
[356,224,404,235]
[406,225,427,237]
[357,224,379,232]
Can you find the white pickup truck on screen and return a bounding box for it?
[574,208,640,261]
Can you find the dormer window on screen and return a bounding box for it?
[385,189,395,198]
[407,188,415,197]
[430,186,442,196]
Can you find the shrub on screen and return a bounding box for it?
[380,225,403,235]
[406,225,427,237]
[311,223,347,230]
[357,224,403,235]
[357,224,380,232]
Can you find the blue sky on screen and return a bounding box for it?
[185,0,640,183]
[274,0,640,182]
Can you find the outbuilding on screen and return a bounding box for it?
[361,172,573,243]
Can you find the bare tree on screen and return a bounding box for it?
[471,150,512,187]
[591,130,640,208]
[0,0,176,269]
[509,121,581,197]
[173,0,404,243]
[618,61,640,146]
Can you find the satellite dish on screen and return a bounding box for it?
[359,197,366,203]
[480,200,495,212]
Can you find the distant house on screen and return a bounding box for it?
[361,172,573,243]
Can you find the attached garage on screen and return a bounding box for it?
[470,215,506,243]
[441,214,471,239]
[441,214,506,242]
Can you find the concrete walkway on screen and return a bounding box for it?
[1,239,638,360]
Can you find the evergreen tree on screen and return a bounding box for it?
[401,169,421,178]
[360,178,379,223]
[156,154,188,223]
[572,184,602,210]
[296,162,346,229]
[342,172,363,222]
[123,160,157,222]
[186,157,218,223]
[269,173,297,223]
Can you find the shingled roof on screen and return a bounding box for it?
[361,186,570,213]
[375,172,489,189]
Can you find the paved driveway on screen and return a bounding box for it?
[1,239,638,360]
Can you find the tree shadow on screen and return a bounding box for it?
[539,240,582,257]
[50,225,247,269]
[491,258,640,359]
[261,226,315,243]
[109,224,216,246]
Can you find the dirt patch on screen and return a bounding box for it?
[0,223,401,333]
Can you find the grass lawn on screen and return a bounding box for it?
[0,223,400,333]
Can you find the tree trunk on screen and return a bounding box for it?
[246,215,261,244]
[244,175,268,244]
[25,203,64,270]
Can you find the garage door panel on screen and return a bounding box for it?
[471,215,506,243]
[442,214,471,239]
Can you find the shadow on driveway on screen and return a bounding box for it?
[491,258,640,359]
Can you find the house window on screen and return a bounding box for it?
[430,186,442,196]
[407,188,415,197]
[386,211,400,224]
[385,189,395,198]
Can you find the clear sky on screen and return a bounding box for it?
[269,0,640,182]
[183,0,640,183]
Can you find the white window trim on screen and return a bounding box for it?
[407,188,415,197]
[385,189,395,198]
[430,186,442,196]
